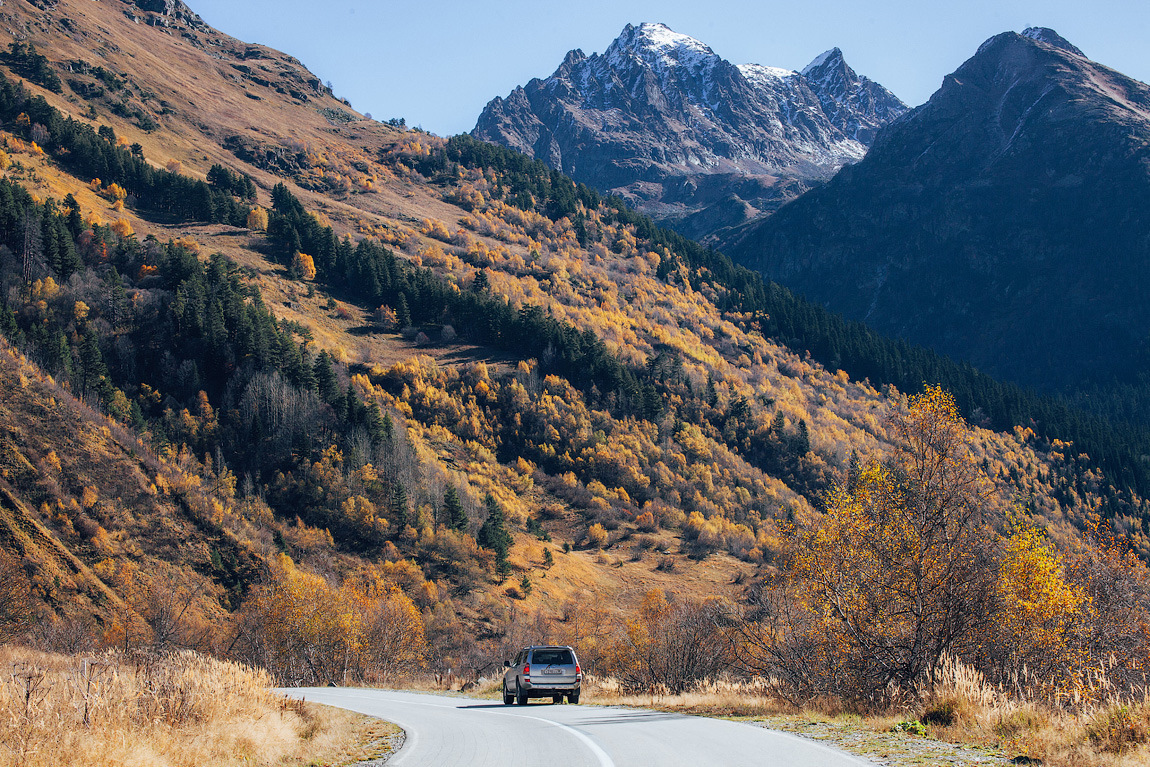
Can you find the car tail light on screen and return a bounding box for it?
[576,663,582,680]
[523,663,530,679]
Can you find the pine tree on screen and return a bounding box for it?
[444,485,468,532]
[478,493,512,579]
[472,269,490,293]
[795,419,811,455]
[396,292,411,329]
[78,326,106,393]
[130,400,147,432]
[314,350,340,404]
[847,449,862,492]
[365,403,387,444]
[390,482,409,531]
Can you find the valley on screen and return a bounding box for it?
[0,3,1149,766]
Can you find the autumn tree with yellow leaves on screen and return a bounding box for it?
[992,521,1091,688]
[246,206,269,231]
[291,252,317,281]
[740,386,996,702]
[736,385,1150,707]
[233,555,425,686]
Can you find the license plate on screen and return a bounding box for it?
[542,669,563,675]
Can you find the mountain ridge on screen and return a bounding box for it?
[472,22,906,240]
[722,27,1150,395]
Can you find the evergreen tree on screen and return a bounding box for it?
[365,402,387,444]
[795,419,811,455]
[104,267,128,330]
[314,350,340,404]
[847,449,862,492]
[77,326,106,394]
[395,292,411,329]
[444,484,468,532]
[472,269,490,293]
[478,493,512,579]
[390,482,409,531]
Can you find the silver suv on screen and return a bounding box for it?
[502,645,582,705]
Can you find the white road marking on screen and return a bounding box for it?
[302,691,614,767]
[491,711,616,767]
[388,714,420,767]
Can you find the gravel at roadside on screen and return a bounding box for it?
[752,716,1015,767]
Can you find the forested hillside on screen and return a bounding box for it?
[0,6,1148,750]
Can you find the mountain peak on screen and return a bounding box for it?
[802,48,844,76]
[729,26,1150,393]
[607,22,718,71]
[562,48,587,66]
[474,23,905,239]
[1020,27,1085,57]
[796,46,906,145]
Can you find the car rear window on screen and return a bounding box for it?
[531,649,573,665]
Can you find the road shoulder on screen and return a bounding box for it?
[749,715,1013,767]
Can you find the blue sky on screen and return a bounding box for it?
[190,0,1149,136]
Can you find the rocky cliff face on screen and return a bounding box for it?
[800,47,907,144]
[722,28,1150,393]
[473,23,905,239]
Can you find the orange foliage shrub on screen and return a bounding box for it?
[995,522,1091,686]
[420,217,453,242]
[598,590,732,693]
[247,206,269,231]
[587,523,608,549]
[635,511,657,532]
[234,554,426,685]
[111,218,134,239]
[291,252,317,280]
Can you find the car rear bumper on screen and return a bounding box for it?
[522,681,580,696]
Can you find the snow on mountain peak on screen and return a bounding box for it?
[1020,27,1085,57]
[802,48,843,76]
[738,63,797,89]
[608,22,718,72]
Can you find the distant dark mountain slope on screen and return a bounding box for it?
[473,23,905,239]
[723,28,1150,393]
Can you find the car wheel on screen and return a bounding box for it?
[552,695,563,704]
[568,691,580,704]
[516,681,528,706]
[503,684,514,705]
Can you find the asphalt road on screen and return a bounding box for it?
[281,688,876,767]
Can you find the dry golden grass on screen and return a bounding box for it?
[583,675,792,717]
[570,665,1150,767]
[0,646,386,767]
[919,657,1150,767]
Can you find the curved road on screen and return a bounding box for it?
[282,688,876,767]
